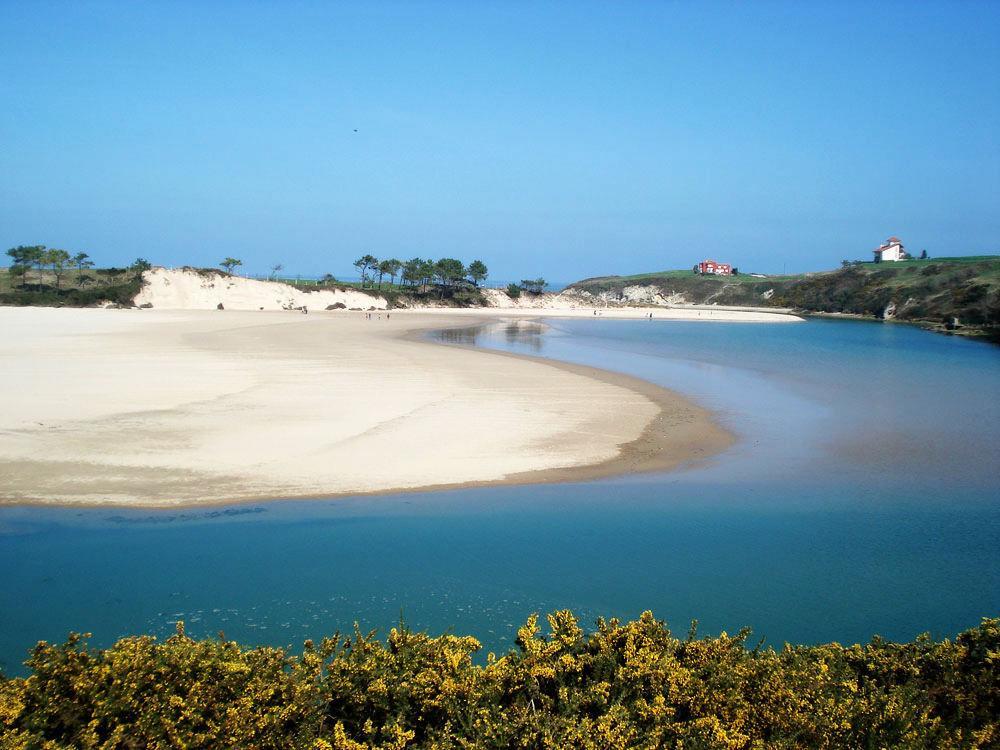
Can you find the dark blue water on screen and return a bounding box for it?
[1,319,998,675]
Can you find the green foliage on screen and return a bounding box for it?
[451,288,486,306]
[0,276,143,308]
[41,249,71,289]
[6,245,45,268]
[7,263,30,286]
[506,283,522,299]
[467,260,488,285]
[378,259,403,288]
[520,278,547,294]
[401,257,425,287]
[71,252,94,274]
[6,245,47,287]
[3,245,146,307]
[354,254,379,287]
[219,257,243,275]
[434,258,466,287]
[353,255,491,305]
[2,613,997,749]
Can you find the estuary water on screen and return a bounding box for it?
[1,318,998,674]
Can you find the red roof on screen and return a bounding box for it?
[887,236,901,243]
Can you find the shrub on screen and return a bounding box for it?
[2,613,998,749]
[0,277,142,308]
[452,288,485,307]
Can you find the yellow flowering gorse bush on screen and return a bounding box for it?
[1,612,997,749]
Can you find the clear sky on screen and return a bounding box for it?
[2,1,998,281]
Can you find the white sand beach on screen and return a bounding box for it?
[0,306,735,507]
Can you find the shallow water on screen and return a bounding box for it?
[1,318,997,674]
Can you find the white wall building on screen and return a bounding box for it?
[873,236,907,262]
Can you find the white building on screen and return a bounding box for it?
[873,236,908,262]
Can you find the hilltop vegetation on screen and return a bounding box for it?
[570,256,1000,341]
[1,612,997,749]
[1,246,150,307]
[2,246,553,310]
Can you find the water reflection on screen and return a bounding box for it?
[434,320,547,353]
[434,326,481,346]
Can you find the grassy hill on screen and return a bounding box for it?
[569,256,1000,341]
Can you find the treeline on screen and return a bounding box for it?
[6,245,95,289]
[5,245,555,308]
[507,278,548,298]
[2,611,997,749]
[3,246,152,307]
[351,255,489,291]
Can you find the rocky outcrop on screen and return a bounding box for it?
[568,284,691,306]
[479,288,592,309]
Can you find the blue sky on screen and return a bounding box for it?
[2,1,998,281]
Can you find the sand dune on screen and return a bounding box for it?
[134,267,389,311]
[0,307,732,506]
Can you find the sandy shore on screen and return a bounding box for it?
[0,307,733,507]
[402,305,801,322]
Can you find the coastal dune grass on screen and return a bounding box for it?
[2,611,997,749]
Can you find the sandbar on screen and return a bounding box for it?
[0,307,733,506]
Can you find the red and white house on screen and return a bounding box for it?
[697,259,733,275]
[873,236,908,262]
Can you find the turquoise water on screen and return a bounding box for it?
[1,319,998,675]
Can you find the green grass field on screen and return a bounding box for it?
[574,255,998,288]
[874,254,998,266]
[572,269,811,289]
